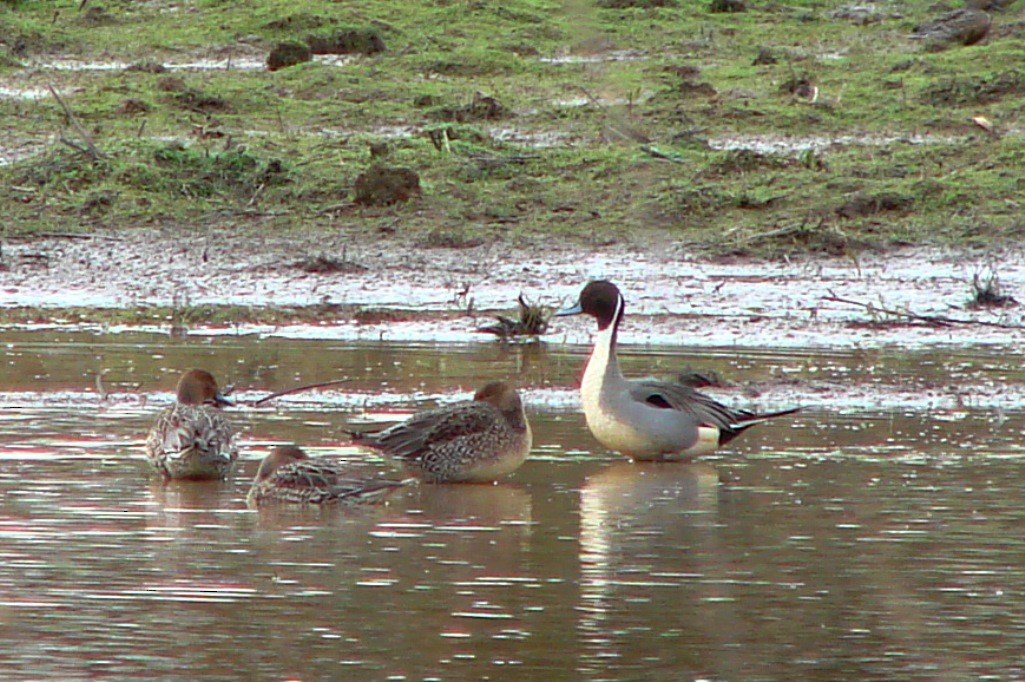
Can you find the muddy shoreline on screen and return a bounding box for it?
[2,227,1024,349]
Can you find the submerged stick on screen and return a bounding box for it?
[823,292,1025,330]
[248,378,352,407]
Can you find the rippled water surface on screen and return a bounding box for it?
[3,331,1025,680]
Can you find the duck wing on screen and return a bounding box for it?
[632,378,800,444]
[353,402,496,461]
[630,379,744,430]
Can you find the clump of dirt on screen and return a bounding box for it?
[665,65,718,98]
[911,8,991,50]
[353,165,421,206]
[752,47,778,65]
[306,29,386,55]
[267,41,312,71]
[429,93,506,122]
[116,98,150,115]
[80,190,116,215]
[836,191,914,219]
[709,0,746,13]
[779,75,817,100]
[158,77,229,112]
[291,255,368,275]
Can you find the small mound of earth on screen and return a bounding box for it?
[429,93,506,122]
[911,9,991,49]
[709,0,746,12]
[306,29,385,55]
[116,98,150,115]
[353,165,421,206]
[267,41,312,71]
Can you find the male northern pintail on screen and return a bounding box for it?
[247,445,409,506]
[556,280,799,461]
[348,381,531,483]
[145,369,239,480]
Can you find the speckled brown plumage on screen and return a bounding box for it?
[348,382,531,483]
[145,369,238,480]
[247,445,408,506]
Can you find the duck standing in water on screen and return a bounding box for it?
[347,381,531,483]
[247,445,409,506]
[145,369,239,480]
[556,280,799,461]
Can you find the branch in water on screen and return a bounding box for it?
[822,292,1025,330]
[247,378,352,407]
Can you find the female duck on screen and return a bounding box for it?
[247,445,409,506]
[348,381,531,483]
[556,280,798,461]
[145,369,239,480]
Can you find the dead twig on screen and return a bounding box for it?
[573,84,651,144]
[641,145,686,164]
[48,84,105,160]
[247,378,352,407]
[823,291,1025,330]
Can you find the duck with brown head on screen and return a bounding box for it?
[347,381,532,483]
[556,280,799,461]
[247,445,410,506]
[145,369,239,480]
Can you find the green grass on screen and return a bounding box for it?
[1,0,1023,256]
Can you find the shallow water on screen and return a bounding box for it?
[3,331,1025,679]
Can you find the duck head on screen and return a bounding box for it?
[254,445,309,482]
[176,369,234,407]
[473,381,527,428]
[555,280,624,332]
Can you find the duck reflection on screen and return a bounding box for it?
[146,478,238,529]
[578,462,730,677]
[398,482,533,555]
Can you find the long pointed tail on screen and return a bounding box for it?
[721,406,801,445]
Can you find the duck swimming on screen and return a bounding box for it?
[556,280,799,461]
[347,381,531,483]
[247,445,409,506]
[145,369,239,480]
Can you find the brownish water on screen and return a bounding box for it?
[2,331,1025,680]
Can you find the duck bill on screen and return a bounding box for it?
[212,392,235,407]
[554,301,584,317]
